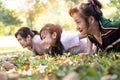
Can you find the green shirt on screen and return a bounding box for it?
[100,17,120,28]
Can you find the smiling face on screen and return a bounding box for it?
[40,30,57,51]
[72,12,88,35]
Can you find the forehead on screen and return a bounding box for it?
[41,30,49,34]
[40,30,51,37]
[72,12,82,21]
[16,34,24,39]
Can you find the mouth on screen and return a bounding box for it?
[21,45,26,48]
[79,30,83,33]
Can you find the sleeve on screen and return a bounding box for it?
[100,17,120,28]
[32,35,46,55]
[61,32,80,52]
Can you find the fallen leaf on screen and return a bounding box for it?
[101,74,117,80]
[0,71,8,80]
[63,71,78,80]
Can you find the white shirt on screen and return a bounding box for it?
[31,35,46,55]
[61,32,88,54]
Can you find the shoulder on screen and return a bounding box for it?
[100,17,120,28]
[32,35,42,44]
[61,32,80,44]
[61,32,80,41]
[61,32,80,50]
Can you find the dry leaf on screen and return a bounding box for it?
[79,54,87,61]
[63,71,78,80]
[0,71,8,80]
[101,74,117,80]
[22,64,30,71]
[2,61,16,70]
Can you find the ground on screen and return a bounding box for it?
[0,36,120,80]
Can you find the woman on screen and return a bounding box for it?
[15,27,47,55]
[69,0,120,54]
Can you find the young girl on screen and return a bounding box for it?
[69,0,120,54]
[40,23,64,56]
[40,23,95,56]
[15,27,47,55]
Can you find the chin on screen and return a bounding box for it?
[80,32,85,35]
[22,46,26,48]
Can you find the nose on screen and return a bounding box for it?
[42,40,51,51]
[76,25,80,30]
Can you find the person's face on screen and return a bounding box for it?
[40,30,57,51]
[16,34,32,48]
[72,12,88,35]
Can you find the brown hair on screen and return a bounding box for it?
[40,23,63,56]
[15,27,38,38]
[69,0,103,22]
[40,23,62,44]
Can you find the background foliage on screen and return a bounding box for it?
[0,0,120,36]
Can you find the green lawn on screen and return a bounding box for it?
[0,51,120,80]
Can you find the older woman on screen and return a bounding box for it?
[69,0,120,54]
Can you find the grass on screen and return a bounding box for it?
[0,51,120,80]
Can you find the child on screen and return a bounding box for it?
[40,23,64,56]
[40,23,95,56]
[15,27,47,55]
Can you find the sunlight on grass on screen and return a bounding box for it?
[0,36,23,53]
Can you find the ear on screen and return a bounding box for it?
[52,32,57,39]
[26,35,31,41]
[88,16,95,24]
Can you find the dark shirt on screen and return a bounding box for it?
[88,17,120,52]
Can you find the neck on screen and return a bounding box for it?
[88,21,99,34]
[88,22,102,45]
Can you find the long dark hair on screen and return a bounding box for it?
[69,0,103,26]
[15,27,38,38]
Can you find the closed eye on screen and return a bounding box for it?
[41,36,46,40]
[76,21,81,24]
[18,38,21,41]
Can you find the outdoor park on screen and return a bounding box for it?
[0,0,120,80]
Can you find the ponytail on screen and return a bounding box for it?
[87,0,103,21]
[69,0,103,23]
[88,0,102,9]
[32,30,39,35]
[15,27,38,38]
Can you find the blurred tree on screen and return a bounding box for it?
[67,0,80,4]
[16,0,46,28]
[109,0,120,20]
[0,1,22,26]
[0,1,22,35]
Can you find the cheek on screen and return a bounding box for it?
[83,28,88,34]
[42,38,52,50]
[18,40,23,45]
[19,40,26,47]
